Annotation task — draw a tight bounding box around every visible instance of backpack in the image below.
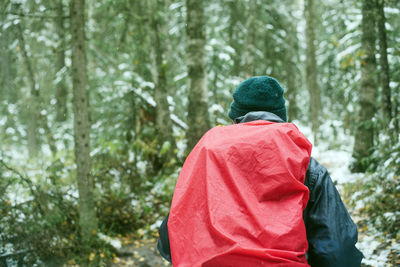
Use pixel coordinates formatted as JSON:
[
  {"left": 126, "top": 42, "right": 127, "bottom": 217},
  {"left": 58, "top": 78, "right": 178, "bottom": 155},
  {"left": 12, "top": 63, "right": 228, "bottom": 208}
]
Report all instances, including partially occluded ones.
[{"left": 168, "top": 121, "right": 312, "bottom": 267}]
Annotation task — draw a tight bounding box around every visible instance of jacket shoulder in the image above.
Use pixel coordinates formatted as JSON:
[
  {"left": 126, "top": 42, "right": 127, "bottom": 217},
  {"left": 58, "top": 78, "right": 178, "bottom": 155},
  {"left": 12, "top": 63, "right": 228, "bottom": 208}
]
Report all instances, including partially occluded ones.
[{"left": 305, "top": 157, "right": 326, "bottom": 190}]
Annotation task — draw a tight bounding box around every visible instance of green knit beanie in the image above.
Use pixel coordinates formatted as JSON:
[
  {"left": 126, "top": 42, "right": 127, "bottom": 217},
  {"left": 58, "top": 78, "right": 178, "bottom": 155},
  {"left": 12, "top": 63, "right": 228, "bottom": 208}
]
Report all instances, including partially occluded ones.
[{"left": 228, "top": 76, "right": 287, "bottom": 122}]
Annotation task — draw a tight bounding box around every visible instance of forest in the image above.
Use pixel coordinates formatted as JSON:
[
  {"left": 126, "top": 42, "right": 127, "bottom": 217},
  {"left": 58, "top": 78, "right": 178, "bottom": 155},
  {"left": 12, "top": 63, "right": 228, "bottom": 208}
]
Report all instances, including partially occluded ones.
[{"left": 0, "top": 0, "right": 399, "bottom": 266}]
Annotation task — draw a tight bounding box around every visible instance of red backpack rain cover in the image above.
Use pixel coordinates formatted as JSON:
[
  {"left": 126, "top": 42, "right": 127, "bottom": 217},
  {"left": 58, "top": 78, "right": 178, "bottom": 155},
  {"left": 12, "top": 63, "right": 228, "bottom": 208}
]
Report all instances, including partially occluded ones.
[{"left": 168, "top": 121, "right": 312, "bottom": 267}]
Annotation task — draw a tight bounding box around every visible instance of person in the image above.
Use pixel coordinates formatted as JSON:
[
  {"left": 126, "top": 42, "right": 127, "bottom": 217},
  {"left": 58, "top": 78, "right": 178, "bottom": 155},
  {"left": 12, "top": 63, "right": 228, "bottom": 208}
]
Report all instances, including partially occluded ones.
[{"left": 157, "top": 76, "right": 363, "bottom": 266}]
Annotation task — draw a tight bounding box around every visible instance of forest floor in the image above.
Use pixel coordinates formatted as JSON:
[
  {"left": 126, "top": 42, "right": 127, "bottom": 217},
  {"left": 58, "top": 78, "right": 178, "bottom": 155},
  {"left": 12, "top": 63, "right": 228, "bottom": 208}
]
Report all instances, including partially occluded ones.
[
  {"left": 108, "top": 238, "right": 170, "bottom": 267},
  {"left": 108, "top": 124, "right": 399, "bottom": 267}
]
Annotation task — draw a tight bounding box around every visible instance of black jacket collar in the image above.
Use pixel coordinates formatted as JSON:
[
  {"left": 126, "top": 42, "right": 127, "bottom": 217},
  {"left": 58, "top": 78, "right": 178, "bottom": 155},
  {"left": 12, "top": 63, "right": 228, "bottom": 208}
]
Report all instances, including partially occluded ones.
[{"left": 234, "top": 111, "right": 285, "bottom": 124}]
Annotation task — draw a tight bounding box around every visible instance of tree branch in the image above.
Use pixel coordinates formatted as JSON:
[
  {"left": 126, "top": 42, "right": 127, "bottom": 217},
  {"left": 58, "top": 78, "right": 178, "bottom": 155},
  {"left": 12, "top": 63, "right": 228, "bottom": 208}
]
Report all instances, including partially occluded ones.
[
  {"left": 0, "top": 159, "right": 45, "bottom": 215},
  {"left": 5, "top": 11, "right": 68, "bottom": 19}
]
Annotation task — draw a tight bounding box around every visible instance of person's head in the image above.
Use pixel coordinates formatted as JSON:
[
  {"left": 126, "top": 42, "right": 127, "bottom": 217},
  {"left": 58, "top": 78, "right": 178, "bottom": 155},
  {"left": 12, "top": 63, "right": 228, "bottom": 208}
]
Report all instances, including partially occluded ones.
[{"left": 228, "top": 76, "right": 287, "bottom": 122}]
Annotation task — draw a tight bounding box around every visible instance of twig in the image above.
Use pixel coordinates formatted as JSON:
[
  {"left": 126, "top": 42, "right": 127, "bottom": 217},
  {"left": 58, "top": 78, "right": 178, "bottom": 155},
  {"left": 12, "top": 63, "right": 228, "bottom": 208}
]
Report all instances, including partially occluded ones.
[
  {"left": 5, "top": 11, "right": 68, "bottom": 19},
  {"left": 0, "top": 249, "right": 31, "bottom": 259},
  {"left": 0, "top": 159, "right": 34, "bottom": 188},
  {"left": 0, "top": 159, "right": 45, "bottom": 215}
]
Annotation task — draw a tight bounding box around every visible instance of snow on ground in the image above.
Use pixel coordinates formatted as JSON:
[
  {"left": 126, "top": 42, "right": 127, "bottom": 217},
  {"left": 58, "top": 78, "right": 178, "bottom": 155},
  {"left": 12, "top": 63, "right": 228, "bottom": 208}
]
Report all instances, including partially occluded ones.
[
  {"left": 312, "top": 145, "right": 364, "bottom": 184},
  {"left": 3, "top": 121, "right": 396, "bottom": 266},
  {"left": 295, "top": 120, "right": 363, "bottom": 183}
]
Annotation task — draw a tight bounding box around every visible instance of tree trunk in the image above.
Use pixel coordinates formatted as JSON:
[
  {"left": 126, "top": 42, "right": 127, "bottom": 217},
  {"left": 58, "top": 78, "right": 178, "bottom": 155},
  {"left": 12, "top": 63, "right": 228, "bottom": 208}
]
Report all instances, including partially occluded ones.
[
  {"left": 1, "top": 3, "right": 17, "bottom": 103},
  {"left": 351, "top": 0, "right": 378, "bottom": 172},
  {"left": 70, "top": 0, "right": 98, "bottom": 243},
  {"left": 228, "top": 0, "right": 241, "bottom": 77},
  {"left": 151, "top": 0, "right": 176, "bottom": 156},
  {"left": 16, "top": 20, "right": 58, "bottom": 157},
  {"left": 394, "top": 85, "right": 400, "bottom": 141},
  {"left": 285, "top": 23, "right": 298, "bottom": 122},
  {"left": 0, "top": 7, "right": 10, "bottom": 98},
  {"left": 128, "top": 90, "right": 140, "bottom": 193},
  {"left": 133, "top": 0, "right": 153, "bottom": 82},
  {"left": 55, "top": 0, "right": 68, "bottom": 122},
  {"left": 304, "top": 0, "right": 320, "bottom": 145},
  {"left": 185, "top": 0, "right": 211, "bottom": 152},
  {"left": 118, "top": 6, "right": 131, "bottom": 49},
  {"left": 286, "top": 62, "right": 297, "bottom": 122},
  {"left": 16, "top": 22, "right": 39, "bottom": 157},
  {"left": 376, "top": 0, "right": 392, "bottom": 128},
  {"left": 243, "top": 0, "right": 256, "bottom": 78}
]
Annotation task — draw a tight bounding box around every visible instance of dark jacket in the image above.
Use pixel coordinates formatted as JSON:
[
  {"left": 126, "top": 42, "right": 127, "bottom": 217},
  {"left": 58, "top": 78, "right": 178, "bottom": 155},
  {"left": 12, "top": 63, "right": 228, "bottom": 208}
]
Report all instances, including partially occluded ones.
[{"left": 157, "top": 111, "right": 363, "bottom": 266}]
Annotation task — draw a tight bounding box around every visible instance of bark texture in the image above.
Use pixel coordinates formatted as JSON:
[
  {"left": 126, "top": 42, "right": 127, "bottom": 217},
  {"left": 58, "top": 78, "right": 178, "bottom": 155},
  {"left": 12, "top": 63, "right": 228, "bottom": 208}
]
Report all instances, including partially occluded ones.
[
  {"left": 376, "top": 0, "right": 392, "bottom": 127},
  {"left": 151, "top": 0, "right": 176, "bottom": 155},
  {"left": 16, "top": 22, "right": 39, "bottom": 157},
  {"left": 243, "top": 0, "right": 256, "bottom": 78},
  {"left": 285, "top": 23, "right": 298, "bottom": 122},
  {"left": 228, "top": 1, "right": 241, "bottom": 77},
  {"left": 0, "top": 7, "right": 11, "bottom": 99},
  {"left": 305, "top": 0, "right": 320, "bottom": 145},
  {"left": 185, "top": 0, "right": 211, "bottom": 152},
  {"left": 352, "top": 0, "right": 378, "bottom": 172},
  {"left": 133, "top": 1, "right": 153, "bottom": 81},
  {"left": 70, "top": 0, "right": 98, "bottom": 243},
  {"left": 55, "top": 0, "right": 68, "bottom": 122},
  {"left": 394, "top": 86, "right": 400, "bottom": 140},
  {"left": 17, "top": 20, "right": 58, "bottom": 157}
]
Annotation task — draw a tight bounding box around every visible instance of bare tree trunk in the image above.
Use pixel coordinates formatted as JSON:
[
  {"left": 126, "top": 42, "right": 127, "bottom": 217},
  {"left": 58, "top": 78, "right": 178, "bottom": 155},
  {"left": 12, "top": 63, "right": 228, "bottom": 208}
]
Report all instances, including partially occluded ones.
[
  {"left": 151, "top": 0, "right": 176, "bottom": 156},
  {"left": 1, "top": 2, "right": 18, "bottom": 103},
  {"left": 243, "top": 0, "right": 256, "bottom": 78},
  {"left": 16, "top": 22, "right": 40, "bottom": 157},
  {"left": 228, "top": 0, "right": 241, "bottom": 77},
  {"left": 351, "top": 0, "right": 378, "bottom": 172},
  {"left": 0, "top": 2, "right": 18, "bottom": 136},
  {"left": 376, "top": 0, "right": 392, "bottom": 128},
  {"left": 133, "top": 1, "right": 153, "bottom": 82},
  {"left": 128, "top": 91, "right": 140, "bottom": 193},
  {"left": 118, "top": 4, "right": 131, "bottom": 49},
  {"left": 394, "top": 85, "right": 400, "bottom": 141},
  {"left": 185, "top": 0, "right": 211, "bottom": 152},
  {"left": 0, "top": 4, "right": 10, "bottom": 98},
  {"left": 70, "top": 0, "right": 98, "bottom": 243},
  {"left": 285, "top": 23, "right": 298, "bottom": 122},
  {"left": 304, "top": 0, "right": 320, "bottom": 145},
  {"left": 17, "top": 19, "right": 58, "bottom": 157},
  {"left": 286, "top": 63, "right": 297, "bottom": 122},
  {"left": 55, "top": 0, "right": 68, "bottom": 122}
]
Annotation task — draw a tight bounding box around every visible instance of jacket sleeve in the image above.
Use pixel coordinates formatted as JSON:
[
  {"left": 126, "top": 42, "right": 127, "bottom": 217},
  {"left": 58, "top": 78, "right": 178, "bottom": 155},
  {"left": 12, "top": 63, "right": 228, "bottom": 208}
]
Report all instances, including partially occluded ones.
[
  {"left": 304, "top": 158, "right": 363, "bottom": 267},
  {"left": 157, "top": 213, "right": 172, "bottom": 262}
]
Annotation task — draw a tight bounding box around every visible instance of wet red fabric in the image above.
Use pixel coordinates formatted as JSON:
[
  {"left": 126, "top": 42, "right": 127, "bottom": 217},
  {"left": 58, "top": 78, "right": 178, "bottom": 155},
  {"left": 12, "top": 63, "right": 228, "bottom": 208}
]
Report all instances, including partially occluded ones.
[{"left": 168, "top": 121, "right": 312, "bottom": 267}]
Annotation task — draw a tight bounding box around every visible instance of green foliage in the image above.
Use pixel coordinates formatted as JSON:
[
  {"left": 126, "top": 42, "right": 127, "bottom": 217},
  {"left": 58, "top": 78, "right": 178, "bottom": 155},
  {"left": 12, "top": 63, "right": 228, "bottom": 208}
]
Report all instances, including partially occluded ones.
[
  {"left": 345, "top": 141, "right": 400, "bottom": 238},
  {"left": 160, "top": 141, "right": 172, "bottom": 156},
  {"left": 96, "top": 188, "right": 147, "bottom": 236},
  {"left": 0, "top": 0, "right": 399, "bottom": 265},
  {"left": 0, "top": 159, "right": 112, "bottom": 264},
  {"left": 0, "top": 147, "right": 179, "bottom": 265}
]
